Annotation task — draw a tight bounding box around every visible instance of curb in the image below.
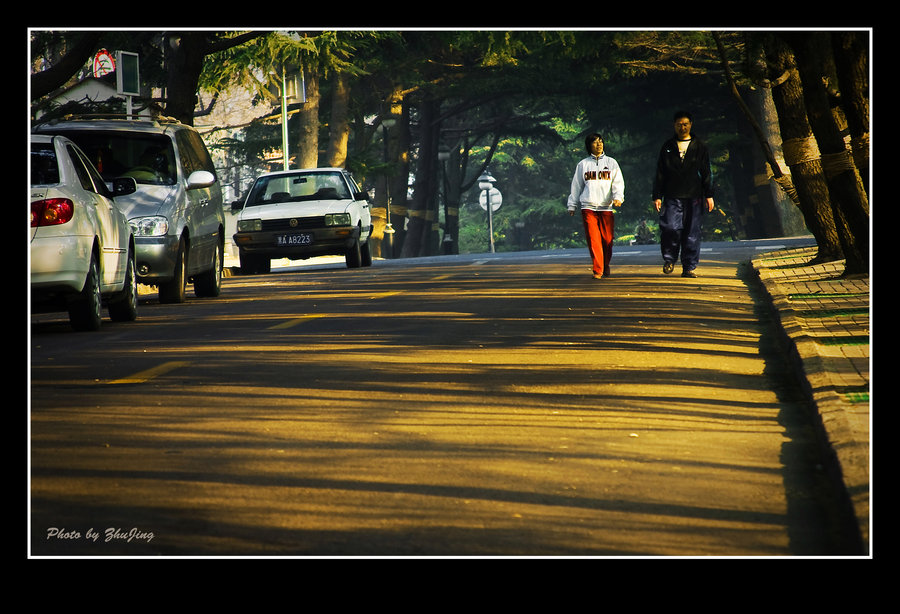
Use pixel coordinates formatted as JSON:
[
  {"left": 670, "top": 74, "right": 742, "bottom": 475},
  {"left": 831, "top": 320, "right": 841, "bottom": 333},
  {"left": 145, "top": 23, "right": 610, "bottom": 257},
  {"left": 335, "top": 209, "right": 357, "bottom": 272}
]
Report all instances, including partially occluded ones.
[{"left": 750, "top": 246, "right": 870, "bottom": 554}]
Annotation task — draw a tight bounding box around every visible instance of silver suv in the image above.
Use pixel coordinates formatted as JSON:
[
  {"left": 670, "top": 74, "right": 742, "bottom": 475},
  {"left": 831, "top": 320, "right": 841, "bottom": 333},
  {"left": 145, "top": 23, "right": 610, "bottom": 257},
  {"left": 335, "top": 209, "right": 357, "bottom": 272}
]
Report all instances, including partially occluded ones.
[{"left": 33, "top": 117, "right": 225, "bottom": 303}]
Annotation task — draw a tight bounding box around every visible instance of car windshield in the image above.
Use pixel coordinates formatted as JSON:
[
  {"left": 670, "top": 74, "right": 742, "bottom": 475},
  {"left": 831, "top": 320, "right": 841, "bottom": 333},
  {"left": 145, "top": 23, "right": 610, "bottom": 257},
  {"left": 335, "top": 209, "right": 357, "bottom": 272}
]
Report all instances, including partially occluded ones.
[
  {"left": 244, "top": 171, "right": 351, "bottom": 207},
  {"left": 31, "top": 143, "right": 59, "bottom": 185},
  {"left": 50, "top": 130, "right": 177, "bottom": 186}
]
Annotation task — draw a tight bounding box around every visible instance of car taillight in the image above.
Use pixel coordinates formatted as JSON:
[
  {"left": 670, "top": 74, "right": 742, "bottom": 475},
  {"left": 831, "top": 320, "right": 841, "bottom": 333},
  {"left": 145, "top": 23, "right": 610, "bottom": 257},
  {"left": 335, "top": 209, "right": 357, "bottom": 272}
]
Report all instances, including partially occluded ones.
[{"left": 31, "top": 198, "right": 74, "bottom": 227}]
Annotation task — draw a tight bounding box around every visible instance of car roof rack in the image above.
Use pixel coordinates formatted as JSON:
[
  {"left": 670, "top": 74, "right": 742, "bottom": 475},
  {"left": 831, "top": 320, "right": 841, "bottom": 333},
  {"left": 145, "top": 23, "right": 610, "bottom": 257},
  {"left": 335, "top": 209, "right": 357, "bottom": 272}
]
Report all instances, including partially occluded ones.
[{"left": 34, "top": 114, "right": 184, "bottom": 128}]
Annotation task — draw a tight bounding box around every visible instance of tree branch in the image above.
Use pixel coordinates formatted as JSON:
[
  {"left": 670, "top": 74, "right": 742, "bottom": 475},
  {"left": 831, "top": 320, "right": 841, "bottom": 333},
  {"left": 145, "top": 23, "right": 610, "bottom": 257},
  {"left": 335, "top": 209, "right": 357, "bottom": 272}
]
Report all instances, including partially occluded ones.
[{"left": 31, "top": 33, "right": 102, "bottom": 100}]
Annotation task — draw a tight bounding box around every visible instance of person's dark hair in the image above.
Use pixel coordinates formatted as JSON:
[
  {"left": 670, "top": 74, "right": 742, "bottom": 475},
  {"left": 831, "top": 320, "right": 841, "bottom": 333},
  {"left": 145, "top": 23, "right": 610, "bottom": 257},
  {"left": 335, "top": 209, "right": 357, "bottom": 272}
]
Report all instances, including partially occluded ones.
[
  {"left": 673, "top": 110, "right": 693, "bottom": 122},
  {"left": 584, "top": 132, "right": 604, "bottom": 153}
]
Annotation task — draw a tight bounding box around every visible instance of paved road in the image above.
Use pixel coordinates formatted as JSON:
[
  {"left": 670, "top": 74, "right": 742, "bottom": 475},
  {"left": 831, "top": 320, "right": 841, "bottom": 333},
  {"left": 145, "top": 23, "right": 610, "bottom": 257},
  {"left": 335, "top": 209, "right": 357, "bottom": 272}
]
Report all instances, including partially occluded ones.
[{"left": 29, "top": 239, "right": 859, "bottom": 556}]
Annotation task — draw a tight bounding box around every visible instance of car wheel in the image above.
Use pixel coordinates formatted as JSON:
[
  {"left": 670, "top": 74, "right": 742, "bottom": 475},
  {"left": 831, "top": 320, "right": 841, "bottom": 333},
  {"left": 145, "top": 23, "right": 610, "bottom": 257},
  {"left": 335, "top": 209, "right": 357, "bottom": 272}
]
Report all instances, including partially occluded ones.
[
  {"left": 239, "top": 251, "right": 270, "bottom": 275},
  {"left": 360, "top": 240, "right": 372, "bottom": 267},
  {"left": 194, "top": 240, "right": 222, "bottom": 297},
  {"left": 346, "top": 237, "right": 361, "bottom": 268},
  {"left": 108, "top": 250, "right": 138, "bottom": 322},
  {"left": 159, "top": 238, "right": 187, "bottom": 303},
  {"left": 68, "top": 255, "right": 102, "bottom": 331}
]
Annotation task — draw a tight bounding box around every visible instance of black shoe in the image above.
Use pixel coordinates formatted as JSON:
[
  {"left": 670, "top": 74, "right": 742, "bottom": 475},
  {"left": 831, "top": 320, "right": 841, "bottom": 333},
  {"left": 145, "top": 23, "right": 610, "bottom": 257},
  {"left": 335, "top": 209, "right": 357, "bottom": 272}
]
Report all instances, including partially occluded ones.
[
  {"left": 662, "top": 262, "right": 674, "bottom": 274},
  {"left": 681, "top": 269, "right": 698, "bottom": 278}
]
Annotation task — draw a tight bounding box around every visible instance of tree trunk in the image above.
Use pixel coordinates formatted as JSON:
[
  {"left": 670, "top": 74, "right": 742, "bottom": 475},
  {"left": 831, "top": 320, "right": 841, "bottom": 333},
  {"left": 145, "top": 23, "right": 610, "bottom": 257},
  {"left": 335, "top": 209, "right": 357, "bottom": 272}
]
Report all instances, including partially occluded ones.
[
  {"left": 765, "top": 35, "right": 845, "bottom": 263},
  {"left": 733, "top": 104, "right": 781, "bottom": 238},
  {"left": 442, "top": 143, "right": 463, "bottom": 255},
  {"left": 164, "top": 33, "right": 208, "bottom": 126},
  {"left": 752, "top": 85, "right": 808, "bottom": 237},
  {"left": 386, "top": 95, "right": 411, "bottom": 259},
  {"left": 30, "top": 32, "right": 101, "bottom": 100},
  {"left": 325, "top": 72, "right": 351, "bottom": 168},
  {"left": 369, "top": 115, "right": 388, "bottom": 259},
  {"left": 296, "top": 65, "right": 319, "bottom": 169},
  {"left": 401, "top": 98, "right": 440, "bottom": 258},
  {"left": 785, "top": 32, "right": 868, "bottom": 274},
  {"left": 425, "top": 114, "right": 443, "bottom": 257},
  {"left": 832, "top": 31, "right": 870, "bottom": 195},
  {"left": 712, "top": 32, "right": 793, "bottom": 239}
]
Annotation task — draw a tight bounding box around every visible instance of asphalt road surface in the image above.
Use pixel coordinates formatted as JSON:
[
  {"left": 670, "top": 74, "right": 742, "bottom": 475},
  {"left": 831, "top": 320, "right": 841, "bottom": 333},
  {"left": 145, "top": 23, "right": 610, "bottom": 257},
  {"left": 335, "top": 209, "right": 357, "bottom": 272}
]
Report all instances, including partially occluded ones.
[{"left": 30, "top": 238, "right": 858, "bottom": 556}]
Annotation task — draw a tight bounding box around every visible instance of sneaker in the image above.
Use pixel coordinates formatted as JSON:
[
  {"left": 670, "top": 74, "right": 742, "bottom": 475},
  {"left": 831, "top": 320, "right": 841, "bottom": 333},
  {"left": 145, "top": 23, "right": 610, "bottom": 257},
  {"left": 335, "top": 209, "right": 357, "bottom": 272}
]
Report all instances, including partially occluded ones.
[
  {"left": 592, "top": 273, "right": 603, "bottom": 279},
  {"left": 662, "top": 261, "right": 674, "bottom": 274},
  {"left": 681, "top": 270, "right": 698, "bottom": 278}
]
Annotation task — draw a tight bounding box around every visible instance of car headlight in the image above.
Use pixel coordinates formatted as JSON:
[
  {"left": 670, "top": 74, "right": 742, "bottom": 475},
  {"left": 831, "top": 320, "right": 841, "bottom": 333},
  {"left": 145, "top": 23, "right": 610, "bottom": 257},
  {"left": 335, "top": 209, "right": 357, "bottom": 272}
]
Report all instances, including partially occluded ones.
[
  {"left": 237, "top": 219, "right": 262, "bottom": 232},
  {"left": 325, "top": 213, "right": 351, "bottom": 226},
  {"left": 129, "top": 215, "right": 169, "bottom": 237}
]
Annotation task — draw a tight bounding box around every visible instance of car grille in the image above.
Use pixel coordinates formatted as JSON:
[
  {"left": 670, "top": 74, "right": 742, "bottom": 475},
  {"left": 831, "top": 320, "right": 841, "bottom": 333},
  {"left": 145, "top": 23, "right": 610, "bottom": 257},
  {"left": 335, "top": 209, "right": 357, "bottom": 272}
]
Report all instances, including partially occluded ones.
[{"left": 261, "top": 216, "right": 326, "bottom": 232}]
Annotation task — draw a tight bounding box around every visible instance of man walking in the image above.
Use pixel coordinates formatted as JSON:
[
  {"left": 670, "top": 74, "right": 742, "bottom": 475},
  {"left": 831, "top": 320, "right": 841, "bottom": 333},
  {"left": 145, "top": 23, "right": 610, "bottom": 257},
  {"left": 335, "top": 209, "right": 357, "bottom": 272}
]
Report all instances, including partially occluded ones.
[{"left": 652, "top": 111, "right": 715, "bottom": 278}]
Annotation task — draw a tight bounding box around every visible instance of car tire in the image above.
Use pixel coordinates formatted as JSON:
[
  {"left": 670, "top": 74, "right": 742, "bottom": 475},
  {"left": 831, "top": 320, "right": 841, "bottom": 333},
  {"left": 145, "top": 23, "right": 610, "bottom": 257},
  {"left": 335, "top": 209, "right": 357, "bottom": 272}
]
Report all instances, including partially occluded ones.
[
  {"left": 239, "top": 252, "right": 270, "bottom": 275},
  {"left": 159, "top": 238, "right": 187, "bottom": 304},
  {"left": 68, "top": 255, "right": 102, "bottom": 331},
  {"left": 360, "top": 240, "right": 372, "bottom": 267},
  {"left": 194, "top": 240, "right": 222, "bottom": 297},
  {"left": 346, "top": 237, "right": 362, "bottom": 268},
  {"left": 108, "top": 250, "right": 138, "bottom": 322}
]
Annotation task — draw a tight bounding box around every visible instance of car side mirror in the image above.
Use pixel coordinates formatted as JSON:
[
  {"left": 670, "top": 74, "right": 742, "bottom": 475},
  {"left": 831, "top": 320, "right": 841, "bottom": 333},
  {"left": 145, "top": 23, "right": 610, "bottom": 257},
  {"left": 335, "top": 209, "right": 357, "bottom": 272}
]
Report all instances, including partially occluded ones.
[
  {"left": 187, "top": 170, "right": 215, "bottom": 190},
  {"left": 112, "top": 177, "right": 137, "bottom": 196},
  {"left": 230, "top": 199, "right": 244, "bottom": 212},
  {"left": 354, "top": 190, "right": 368, "bottom": 201}
]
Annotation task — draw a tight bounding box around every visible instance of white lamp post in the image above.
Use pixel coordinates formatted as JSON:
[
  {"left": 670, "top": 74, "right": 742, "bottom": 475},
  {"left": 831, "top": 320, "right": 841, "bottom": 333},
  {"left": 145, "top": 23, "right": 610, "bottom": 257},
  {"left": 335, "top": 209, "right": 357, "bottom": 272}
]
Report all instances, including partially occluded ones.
[
  {"left": 279, "top": 69, "right": 290, "bottom": 170},
  {"left": 478, "top": 170, "right": 498, "bottom": 253},
  {"left": 271, "top": 66, "right": 303, "bottom": 171},
  {"left": 382, "top": 117, "right": 397, "bottom": 257}
]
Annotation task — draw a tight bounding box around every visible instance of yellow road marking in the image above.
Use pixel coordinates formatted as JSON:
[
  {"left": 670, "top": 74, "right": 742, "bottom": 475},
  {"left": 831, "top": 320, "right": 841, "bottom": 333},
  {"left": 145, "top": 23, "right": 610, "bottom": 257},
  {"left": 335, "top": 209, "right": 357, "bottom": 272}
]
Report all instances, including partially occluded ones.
[
  {"left": 107, "top": 361, "right": 192, "bottom": 385},
  {"left": 268, "top": 315, "right": 324, "bottom": 330},
  {"left": 369, "top": 291, "right": 401, "bottom": 299}
]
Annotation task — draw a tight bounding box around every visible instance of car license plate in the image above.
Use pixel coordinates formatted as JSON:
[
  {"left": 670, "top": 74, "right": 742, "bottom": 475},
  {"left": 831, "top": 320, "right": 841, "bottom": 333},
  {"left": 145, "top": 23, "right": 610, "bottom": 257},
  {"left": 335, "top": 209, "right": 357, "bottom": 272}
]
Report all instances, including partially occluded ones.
[{"left": 276, "top": 233, "right": 313, "bottom": 246}]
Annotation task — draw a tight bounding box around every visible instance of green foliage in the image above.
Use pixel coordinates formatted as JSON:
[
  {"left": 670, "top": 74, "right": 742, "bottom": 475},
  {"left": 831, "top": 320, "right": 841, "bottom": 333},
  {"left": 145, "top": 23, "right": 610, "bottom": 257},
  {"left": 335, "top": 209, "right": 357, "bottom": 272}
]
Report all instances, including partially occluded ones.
[
  {"left": 448, "top": 63, "right": 742, "bottom": 254},
  {"left": 31, "top": 30, "right": 761, "bottom": 252}
]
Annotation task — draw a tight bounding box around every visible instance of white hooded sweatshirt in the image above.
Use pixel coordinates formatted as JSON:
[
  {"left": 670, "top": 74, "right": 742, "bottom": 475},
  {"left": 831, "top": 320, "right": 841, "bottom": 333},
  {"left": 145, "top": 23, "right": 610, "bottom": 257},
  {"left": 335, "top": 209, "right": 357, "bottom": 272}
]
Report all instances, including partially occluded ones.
[{"left": 566, "top": 154, "right": 625, "bottom": 213}]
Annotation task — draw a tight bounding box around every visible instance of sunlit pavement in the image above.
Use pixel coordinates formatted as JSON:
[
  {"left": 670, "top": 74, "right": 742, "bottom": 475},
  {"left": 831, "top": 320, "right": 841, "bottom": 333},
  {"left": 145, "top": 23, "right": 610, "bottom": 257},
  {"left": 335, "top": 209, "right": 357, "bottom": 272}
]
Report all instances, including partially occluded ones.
[
  {"left": 751, "top": 246, "right": 870, "bottom": 552},
  {"left": 31, "top": 241, "right": 867, "bottom": 556}
]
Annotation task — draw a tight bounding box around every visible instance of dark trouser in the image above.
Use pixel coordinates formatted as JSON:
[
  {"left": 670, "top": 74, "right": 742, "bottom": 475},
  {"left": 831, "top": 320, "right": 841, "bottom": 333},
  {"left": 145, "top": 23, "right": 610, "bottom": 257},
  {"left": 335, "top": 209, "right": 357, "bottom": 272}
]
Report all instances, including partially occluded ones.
[{"left": 659, "top": 198, "right": 704, "bottom": 272}]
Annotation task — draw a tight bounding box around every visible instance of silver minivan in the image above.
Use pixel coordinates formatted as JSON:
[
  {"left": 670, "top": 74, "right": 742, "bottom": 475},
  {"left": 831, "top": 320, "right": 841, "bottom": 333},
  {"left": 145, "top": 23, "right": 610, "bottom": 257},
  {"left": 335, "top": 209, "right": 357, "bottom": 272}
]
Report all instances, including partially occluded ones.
[{"left": 33, "top": 118, "right": 225, "bottom": 303}]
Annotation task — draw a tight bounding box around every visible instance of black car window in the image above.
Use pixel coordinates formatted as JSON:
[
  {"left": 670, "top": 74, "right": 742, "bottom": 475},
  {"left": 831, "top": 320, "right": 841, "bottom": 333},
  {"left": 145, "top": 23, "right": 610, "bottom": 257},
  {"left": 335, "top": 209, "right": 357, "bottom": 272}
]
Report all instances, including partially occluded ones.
[
  {"left": 30, "top": 143, "right": 59, "bottom": 185},
  {"left": 188, "top": 130, "right": 216, "bottom": 174},
  {"left": 344, "top": 172, "right": 362, "bottom": 194},
  {"left": 71, "top": 146, "right": 112, "bottom": 197},
  {"left": 51, "top": 130, "right": 176, "bottom": 186},
  {"left": 175, "top": 130, "right": 199, "bottom": 175},
  {"left": 245, "top": 171, "right": 351, "bottom": 207},
  {"left": 67, "top": 144, "right": 95, "bottom": 192},
  {"left": 176, "top": 129, "right": 217, "bottom": 179}
]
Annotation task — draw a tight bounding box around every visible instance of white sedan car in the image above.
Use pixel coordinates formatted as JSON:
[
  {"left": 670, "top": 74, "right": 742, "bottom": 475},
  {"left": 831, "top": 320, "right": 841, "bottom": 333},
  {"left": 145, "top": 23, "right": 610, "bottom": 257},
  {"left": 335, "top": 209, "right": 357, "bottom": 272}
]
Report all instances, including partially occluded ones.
[
  {"left": 30, "top": 134, "right": 138, "bottom": 331},
  {"left": 233, "top": 168, "right": 373, "bottom": 274}
]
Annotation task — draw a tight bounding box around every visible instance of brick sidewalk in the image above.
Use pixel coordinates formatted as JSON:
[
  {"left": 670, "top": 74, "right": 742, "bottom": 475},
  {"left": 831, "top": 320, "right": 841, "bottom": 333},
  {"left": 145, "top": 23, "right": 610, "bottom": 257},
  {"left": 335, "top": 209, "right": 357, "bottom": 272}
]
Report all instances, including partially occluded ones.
[{"left": 751, "top": 246, "right": 870, "bottom": 552}]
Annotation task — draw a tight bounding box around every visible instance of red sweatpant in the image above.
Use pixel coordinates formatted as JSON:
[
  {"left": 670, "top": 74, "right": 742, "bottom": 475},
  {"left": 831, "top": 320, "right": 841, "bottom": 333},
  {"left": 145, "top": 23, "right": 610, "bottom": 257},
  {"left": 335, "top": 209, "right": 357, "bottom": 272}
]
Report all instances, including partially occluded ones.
[{"left": 581, "top": 209, "right": 614, "bottom": 276}]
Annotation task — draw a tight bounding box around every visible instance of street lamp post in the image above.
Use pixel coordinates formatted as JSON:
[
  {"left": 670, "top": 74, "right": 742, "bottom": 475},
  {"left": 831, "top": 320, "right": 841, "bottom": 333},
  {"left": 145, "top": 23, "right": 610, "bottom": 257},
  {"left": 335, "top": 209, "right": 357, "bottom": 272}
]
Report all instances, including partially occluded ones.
[
  {"left": 270, "top": 67, "right": 292, "bottom": 171},
  {"left": 279, "top": 69, "right": 290, "bottom": 171},
  {"left": 271, "top": 66, "right": 303, "bottom": 171},
  {"left": 382, "top": 117, "right": 397, "bottom": 258},
  {"left": 478, "top": 170, "right": 497, "bottom": 253},
  {"left": 438, "top": 147, "right": 452, "bottom": 254}
]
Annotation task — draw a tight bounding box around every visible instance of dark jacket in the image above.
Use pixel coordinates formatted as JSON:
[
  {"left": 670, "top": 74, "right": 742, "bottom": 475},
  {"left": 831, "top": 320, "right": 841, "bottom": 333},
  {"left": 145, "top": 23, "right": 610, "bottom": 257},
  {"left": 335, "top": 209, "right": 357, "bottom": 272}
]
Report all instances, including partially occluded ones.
[{"left": 652, "top": 134, "right": 714, "bottom": 201}]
